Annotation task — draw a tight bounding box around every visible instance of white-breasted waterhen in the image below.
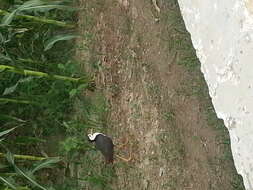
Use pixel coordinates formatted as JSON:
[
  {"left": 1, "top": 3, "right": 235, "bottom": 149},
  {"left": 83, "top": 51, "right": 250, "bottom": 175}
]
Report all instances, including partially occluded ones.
[{"left": 88, "top": 132, "right": 132, "bottom": 164}]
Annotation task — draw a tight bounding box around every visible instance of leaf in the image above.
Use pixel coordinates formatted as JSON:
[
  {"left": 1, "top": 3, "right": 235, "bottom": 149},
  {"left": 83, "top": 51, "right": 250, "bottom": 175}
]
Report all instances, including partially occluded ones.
[
  {"left": 14, "top": 166, "right": 47, "bottom": 190},
  {"left": 5, "top": 151, "right": 45, "bottom": 190},
  {"left": 1, "top": 0, "right": 43, "bottom": 26},
  {"left": 32, "top": 157, "right": 60, "bottom": 174},
  {"left": 18, "top": 0, "right": 73, "bottom": 11},
  {"left": 0, "top": 163, "right": 8, "bottom": 169},
  {"left": 44, "top": 34, "right": 79, "bottom": 51},
  {"left": 57, "top": 64, "right": 65, "bottom": 70},
  {"left": 15, "top": 136, "right": 45, "bottom": 145},
  {"left": 0, "top": 176, "right": 17, "bottom": 190},
  {"left": 1, "top": 10, "right": 17, "bottom": 26},
  {"left": 0, "top": 128, "right": 16, "bottom": 138},
  {"left": 18, "top": 0, "right": 44, "bottom": 10},
  {"left": 0, "top": 54, "right": 12, "bottom": 62},
  {"left": 0, "top": 0, "right": 74, "bottom": 26},
  {"left": 5, "top": 151, "right": 47, "bottom": 190},
  {"left": 0, "top": 32, "right": 5, "bottom": 43},
  {"left": 3, "top": 83, "right": 18, "bottom": 95},
  {"left": 14, "top": 28, "right": 29, "bottom": 34},
  {"left": 3, "top": 77, "right": 33, "bottom": 95},
  {"left": 0, "top": 114, "right": 26, "bottom": 123},
  {"left": 5, "top": 151, "right": 14, "bottom": 165},
  {"left": 18, "top": 76, "right": 33, "bottom": 83},
  {"left": 21, "top": 5, "right": 73, "bottom": 12},
  {"left": 69, "top": 88, "right": 77, "bottom": 98},
  {"left": 77, "top": 84, "right": 88, "bottom": 91}
]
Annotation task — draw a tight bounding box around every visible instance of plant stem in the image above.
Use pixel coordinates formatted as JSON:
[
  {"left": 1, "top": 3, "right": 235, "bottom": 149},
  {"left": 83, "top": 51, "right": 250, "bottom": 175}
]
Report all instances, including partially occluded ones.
[
  {"left": 0, "top": 9, "right": 74, "bottom": 28},
  {"left": 0, "top": 98, "right": 35, "bottom": 105},
  {"left": 0, "top": 153, "right": 46, "bottom": 161},
  {"left": 0, "top": 65, "right": 88, "bottom": 83}
]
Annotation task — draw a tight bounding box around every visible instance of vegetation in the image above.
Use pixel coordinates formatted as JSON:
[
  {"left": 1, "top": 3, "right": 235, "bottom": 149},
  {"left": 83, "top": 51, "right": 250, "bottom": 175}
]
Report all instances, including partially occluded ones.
[{"left": 0, "top": 0, "right": 102, "bottom": 189}]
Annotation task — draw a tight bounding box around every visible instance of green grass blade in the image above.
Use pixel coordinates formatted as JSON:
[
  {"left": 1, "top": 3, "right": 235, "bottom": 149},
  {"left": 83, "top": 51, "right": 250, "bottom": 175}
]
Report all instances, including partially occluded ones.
[
  {"left": 0, "top": 128, "right": 16, "bottom": 138},
  {"left": 3, "top": 77, "right": 33, "bottom": 96},
  {"left": 0, "top": 53, "right": 12, "bottom": 62},
  {"left": 3, "top": 83, "right": 19, "bottom": 96},
  {"left": 0, "top": 10, "right": 74, "bottom": 28},
  {"left": 14, "top": 166, "right": 47, "bottom": 190},
  {"left": 0, "top": 65, "right": 85, "bottom": 83},
  {"left": 1, "top": 10, "right": 17, "bottom": 26},
  {"left": 6, "top": 151, "right": 15, "bottom": 165},
  {"left": 32, "top": 157, "right": 60, "bottom": 174},
  {"left": 6, "top": 152, "right": 47, "bottom": 190},
  {"left": 44, "top": 34, "right": 79, "bottom": 51},
  {"left": 1, "top": 0, "right": 73, "bottom": 26},
  {"left": 21, "top": 5, "right": 74, "bottom": 11},
  {"left": 18, "top": 0, "right": 75, "bottom": 12},
  {"left": 1, "top": 0, "right": 43, "bottom": 25},
  {"left": 1, "top": 153, "right": 46, "bottom": 161},
  {"left": 18, "top": 76, "right": 33, "bottom": 83},
  {"left": 15, "top": 136, "right": 45, "bottom": 145},
  {"left": 0, "top": 114, "right": 26, "bottom": 123},
  {"left": 0, "top": 176, "right": 17, "bottom": 190},
  {"left": 0, "top": 98, "right": 37, "bottom": 105},
  {"left": 18, "top": 0, "right": 44, "bottom": 9},
  {"left": 0, "top": 163, "right": 8, "bottom": 169},
  {"left": 0, "top": 32, "right": 5, "bottom": 43}
]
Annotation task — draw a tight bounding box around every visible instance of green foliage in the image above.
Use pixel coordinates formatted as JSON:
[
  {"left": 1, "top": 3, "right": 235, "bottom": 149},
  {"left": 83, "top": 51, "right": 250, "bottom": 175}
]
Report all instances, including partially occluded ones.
[
  {"left": 44, "top": 34, "right": 79, "bottom": 51},
  {"left": 0, "top": 0, "right": 88, "bottom": 189},
  {"left": 31, "top": 157, "right": 61, "bottom": 174},
  {"left": 1, "top": 0, "right": 74, "bottom": 26},
  {"left": 60, "top": 137, "right": 83, "bottom": 153},
  {"left": 0, "top": 0, "right": 113, "bottom": 189},
  {"left": 0, "top": 128, "right": 60, "bottom": 190},
  {"left": 0, "top": 127, "right": 16, "bottom": 138},
  {"left": 0, "top": 176, "right": 17, "bottom": 190}
]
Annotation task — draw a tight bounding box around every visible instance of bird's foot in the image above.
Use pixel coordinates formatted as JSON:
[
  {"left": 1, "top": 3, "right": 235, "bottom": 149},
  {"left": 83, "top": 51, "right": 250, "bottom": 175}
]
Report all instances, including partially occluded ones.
[{"left": 115, "top": 149, "right": 132, "bottom": 162}]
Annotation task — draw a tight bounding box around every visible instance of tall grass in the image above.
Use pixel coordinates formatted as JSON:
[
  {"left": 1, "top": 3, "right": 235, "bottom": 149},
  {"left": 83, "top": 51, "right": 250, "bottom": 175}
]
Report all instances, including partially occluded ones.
[{"left": 0, "top": 0, "right": 96, "bottom": 189}]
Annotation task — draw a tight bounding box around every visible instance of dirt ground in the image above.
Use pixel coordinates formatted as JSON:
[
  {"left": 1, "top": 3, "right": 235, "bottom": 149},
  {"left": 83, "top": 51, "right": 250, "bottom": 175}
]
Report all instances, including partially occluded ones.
[{"left": 77, "top": 0, "right": 245, "bottom": 189}]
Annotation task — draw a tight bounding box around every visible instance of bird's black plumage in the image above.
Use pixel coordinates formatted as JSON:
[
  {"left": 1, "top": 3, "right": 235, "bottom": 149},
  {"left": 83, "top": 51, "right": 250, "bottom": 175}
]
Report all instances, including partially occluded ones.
[{"left": 90, "top": 134, "right": 114, "bottom": 164}]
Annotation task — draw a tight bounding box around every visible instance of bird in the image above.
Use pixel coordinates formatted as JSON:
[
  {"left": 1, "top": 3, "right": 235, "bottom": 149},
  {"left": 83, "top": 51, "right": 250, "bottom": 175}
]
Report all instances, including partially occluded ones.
[
  {"left": 88, "top": 132, "right": 114, "bottom": 164},
  {"left": 88, "top": 132, "right": 132, "bottom": 164}
]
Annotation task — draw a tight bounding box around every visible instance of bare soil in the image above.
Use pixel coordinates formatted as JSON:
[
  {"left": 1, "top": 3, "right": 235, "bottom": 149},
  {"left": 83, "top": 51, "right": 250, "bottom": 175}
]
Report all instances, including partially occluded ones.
[{"left": 77, "top": 0, "right": 245, "bottom": 189}]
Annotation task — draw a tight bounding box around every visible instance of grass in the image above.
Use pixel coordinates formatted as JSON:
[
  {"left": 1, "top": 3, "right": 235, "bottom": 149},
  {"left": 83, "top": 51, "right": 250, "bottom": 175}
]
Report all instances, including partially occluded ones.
[
  {"left": 162, "top": 109, "right": 185, "bottom": 160},
  {"left": 73, "top": 1, "right": 118, "bottom": 189}
]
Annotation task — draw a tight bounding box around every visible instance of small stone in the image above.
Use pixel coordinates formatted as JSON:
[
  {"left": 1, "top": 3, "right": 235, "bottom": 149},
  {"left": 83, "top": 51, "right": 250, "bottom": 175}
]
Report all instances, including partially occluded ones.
[{"left": 159, "top": 167, "right": 165, "bottom": 176}]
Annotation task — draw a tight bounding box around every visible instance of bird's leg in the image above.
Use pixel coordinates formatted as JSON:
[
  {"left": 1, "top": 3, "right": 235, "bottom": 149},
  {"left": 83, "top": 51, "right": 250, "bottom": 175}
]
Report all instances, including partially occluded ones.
[
  {"left": 115, "top": 153, "right": 132, "bottom": 162},
  {"left": 115, "top": 137, "right": 134, "bottom": 162},
  {"left": 115, "top": 145, "right": 132, "bottom": 162}
]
